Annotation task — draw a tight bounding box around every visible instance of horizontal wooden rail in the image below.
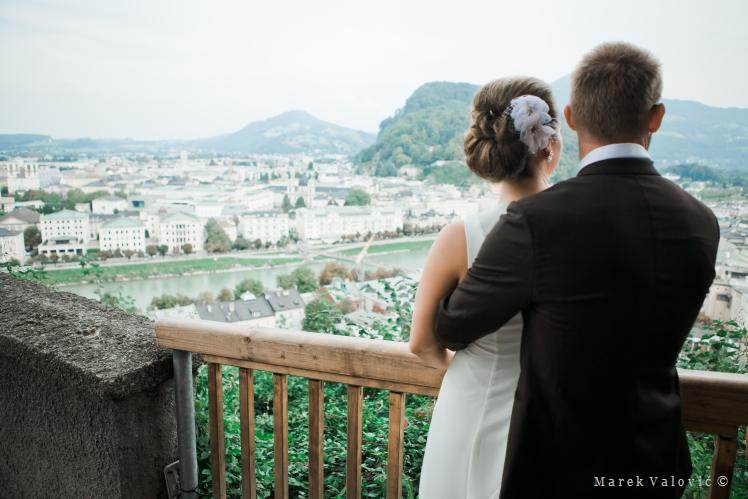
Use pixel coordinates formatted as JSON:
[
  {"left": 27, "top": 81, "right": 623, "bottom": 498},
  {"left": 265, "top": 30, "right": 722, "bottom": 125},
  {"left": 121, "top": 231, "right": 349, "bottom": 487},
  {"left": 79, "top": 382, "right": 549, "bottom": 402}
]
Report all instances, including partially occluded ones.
[
  {"left": 156, "top": 318, "right": 445, "bottom": 396},
  {"left": 155, "top": 318, "right": 748, "bottom": 499}
]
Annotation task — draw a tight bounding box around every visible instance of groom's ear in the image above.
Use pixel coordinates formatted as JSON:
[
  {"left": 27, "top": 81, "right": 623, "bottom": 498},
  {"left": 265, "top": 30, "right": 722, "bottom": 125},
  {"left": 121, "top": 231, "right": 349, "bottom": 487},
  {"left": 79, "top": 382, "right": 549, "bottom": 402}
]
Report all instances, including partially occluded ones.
[
  {"left": 563, "top": 105, "right": 576, "bottom": 131},
  {"left": 647, "top": 103, "right": 666, "bottom": 134}
]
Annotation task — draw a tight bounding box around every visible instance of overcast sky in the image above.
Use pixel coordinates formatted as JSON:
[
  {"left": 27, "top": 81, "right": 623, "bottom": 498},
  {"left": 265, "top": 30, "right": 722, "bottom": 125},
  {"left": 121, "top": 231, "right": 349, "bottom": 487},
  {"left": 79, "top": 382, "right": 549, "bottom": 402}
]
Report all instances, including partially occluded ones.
[{"left": 1, "top": 0, "right": 746, "bottom": 139}]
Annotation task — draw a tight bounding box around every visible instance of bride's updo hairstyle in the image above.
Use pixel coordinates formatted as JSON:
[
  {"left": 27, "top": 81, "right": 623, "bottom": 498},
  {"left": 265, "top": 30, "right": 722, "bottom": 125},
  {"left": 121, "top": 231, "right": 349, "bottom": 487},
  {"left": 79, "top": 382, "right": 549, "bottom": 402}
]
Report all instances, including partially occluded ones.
[{"left": 464, "top": 77, "right": 558, "bottom": 182}]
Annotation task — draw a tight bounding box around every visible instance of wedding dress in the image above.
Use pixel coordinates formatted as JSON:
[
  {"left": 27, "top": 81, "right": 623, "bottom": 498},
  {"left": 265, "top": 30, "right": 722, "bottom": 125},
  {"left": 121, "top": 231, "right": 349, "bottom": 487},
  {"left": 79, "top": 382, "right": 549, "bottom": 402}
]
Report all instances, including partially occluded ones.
[{"left": 419, "top": 204, "right": 522, "bottom": 499}]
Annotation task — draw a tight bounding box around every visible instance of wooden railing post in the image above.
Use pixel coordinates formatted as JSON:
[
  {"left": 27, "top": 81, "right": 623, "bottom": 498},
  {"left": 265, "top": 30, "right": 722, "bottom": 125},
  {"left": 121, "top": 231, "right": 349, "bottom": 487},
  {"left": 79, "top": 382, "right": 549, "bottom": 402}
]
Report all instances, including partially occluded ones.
[
  {"left": 308, "top": 380, "right": 325, "bottom": 499},
  {"left": 208, "top": 363, "right": 227, "bottom": 499},
  {"left": 154, "top": 320, "right": 748, "bottom": 499},
  {"left": 708, "top": 432, "right": 738, "bottom": 499},
  {"left": 273, "top": 373, "right": 289, "bottom": 499},
  {"left": 346, "top": 385, "right": 363, "bottom": 498},
  {"left": 239, "top": 368, "right": 257, "bottom": 499},
  {"left": 386, "top": 392, "right": 406, "bottom": 499}
]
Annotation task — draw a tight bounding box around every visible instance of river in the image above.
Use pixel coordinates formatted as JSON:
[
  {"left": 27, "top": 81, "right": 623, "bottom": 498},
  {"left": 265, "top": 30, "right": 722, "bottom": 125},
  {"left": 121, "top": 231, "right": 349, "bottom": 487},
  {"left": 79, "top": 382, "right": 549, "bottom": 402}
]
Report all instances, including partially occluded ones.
[{"left": 62, "top": 246, "right": 432, "bottom": 311}]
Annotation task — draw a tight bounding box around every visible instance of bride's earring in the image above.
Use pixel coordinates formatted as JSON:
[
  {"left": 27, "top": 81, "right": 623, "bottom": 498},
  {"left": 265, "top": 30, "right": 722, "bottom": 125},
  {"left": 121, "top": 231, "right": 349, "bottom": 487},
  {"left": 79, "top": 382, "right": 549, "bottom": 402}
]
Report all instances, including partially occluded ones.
[{"left": 547, "top": 150, "right": 553, "bottom": 162}]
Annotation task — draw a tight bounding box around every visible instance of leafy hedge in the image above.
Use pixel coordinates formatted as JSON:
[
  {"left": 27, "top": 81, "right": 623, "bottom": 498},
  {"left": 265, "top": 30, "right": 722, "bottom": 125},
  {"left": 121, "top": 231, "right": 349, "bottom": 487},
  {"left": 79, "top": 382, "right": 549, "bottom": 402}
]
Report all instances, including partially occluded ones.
[{"left": 194, "top": 282, "right": 747, "bottom": 497}]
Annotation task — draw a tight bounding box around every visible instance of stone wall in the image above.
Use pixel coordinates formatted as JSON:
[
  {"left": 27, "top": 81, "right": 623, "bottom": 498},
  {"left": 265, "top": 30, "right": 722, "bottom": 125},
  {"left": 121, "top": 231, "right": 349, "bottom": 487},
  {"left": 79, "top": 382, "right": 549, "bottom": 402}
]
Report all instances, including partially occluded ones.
[{"left": 0, "top": 273, "right": 177, "bottom": 498}]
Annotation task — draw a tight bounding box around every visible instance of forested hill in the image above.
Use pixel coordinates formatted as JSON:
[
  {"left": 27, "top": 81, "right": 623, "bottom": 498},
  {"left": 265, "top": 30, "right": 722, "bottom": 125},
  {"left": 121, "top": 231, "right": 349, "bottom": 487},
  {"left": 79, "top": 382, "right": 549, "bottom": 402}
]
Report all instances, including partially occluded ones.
[
  {"left": 552, "top": 75, "right": 748, "bottom": 168},
  {"left": 355, "top": 80, "right": 580, "bottom": 180},
  {"left": 355, "top": 82, "right": 478, "bottom": 175},
  {"left": 359, "top": 76, "right": 748, "bottom": 183}
]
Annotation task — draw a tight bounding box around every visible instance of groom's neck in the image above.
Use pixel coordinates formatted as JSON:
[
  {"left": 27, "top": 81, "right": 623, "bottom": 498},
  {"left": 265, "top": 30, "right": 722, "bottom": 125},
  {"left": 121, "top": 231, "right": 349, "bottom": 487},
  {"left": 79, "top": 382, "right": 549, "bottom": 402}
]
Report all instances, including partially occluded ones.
[{"left": 577, "top": 135, "right": 648, "bottom": 160}]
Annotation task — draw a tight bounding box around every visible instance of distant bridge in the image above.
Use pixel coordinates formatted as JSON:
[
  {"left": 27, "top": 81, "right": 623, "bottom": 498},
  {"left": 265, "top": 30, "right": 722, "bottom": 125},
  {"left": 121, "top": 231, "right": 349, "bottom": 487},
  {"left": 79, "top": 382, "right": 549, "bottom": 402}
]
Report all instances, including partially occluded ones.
[{"left": 301, "top": 236, "right": 419, "bottom": 273}]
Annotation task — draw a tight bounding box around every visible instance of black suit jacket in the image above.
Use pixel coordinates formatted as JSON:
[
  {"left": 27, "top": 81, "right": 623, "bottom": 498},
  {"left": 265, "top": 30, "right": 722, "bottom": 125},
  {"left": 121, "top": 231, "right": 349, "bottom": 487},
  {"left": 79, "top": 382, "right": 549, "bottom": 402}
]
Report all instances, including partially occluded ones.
[{"left": 435, "top": 158, "right": 719, "bottom": 498}]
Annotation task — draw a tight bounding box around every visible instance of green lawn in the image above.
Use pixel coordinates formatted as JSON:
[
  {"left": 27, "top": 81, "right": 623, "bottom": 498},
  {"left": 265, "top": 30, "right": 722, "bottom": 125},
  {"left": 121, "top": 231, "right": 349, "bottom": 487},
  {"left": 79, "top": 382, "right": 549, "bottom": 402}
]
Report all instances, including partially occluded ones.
[
  {"left": 335, "top": 239, "right": 434, "bottom": 257},
  {"left": 44, "top": 256, "right": 303, "bottom": 285}
]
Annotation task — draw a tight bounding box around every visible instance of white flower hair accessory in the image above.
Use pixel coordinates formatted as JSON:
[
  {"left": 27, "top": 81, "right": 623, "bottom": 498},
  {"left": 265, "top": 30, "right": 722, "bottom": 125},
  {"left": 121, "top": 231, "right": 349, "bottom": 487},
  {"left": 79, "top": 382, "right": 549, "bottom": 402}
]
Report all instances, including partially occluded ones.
[{"left": 506, "top": 95, "right": 558, "bottom": 154}]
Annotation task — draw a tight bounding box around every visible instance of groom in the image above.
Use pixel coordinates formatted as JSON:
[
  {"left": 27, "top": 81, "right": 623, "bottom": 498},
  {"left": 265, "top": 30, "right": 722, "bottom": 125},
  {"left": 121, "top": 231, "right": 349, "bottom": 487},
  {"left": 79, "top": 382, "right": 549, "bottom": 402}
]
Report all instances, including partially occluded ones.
[{"left": 434, "top": 42, "right": 719, "bottom": 498}]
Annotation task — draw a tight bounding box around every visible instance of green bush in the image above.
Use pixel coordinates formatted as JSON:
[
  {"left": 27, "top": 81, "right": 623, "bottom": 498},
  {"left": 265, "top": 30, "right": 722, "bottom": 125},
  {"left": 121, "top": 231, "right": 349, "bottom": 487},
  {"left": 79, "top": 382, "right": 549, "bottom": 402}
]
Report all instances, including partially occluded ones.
[
  {"left": 678, "top": 321, "right": 747, "bottom": 497},
  {"left": 193, "top": 280, "right": 747, "bottom": 497}
]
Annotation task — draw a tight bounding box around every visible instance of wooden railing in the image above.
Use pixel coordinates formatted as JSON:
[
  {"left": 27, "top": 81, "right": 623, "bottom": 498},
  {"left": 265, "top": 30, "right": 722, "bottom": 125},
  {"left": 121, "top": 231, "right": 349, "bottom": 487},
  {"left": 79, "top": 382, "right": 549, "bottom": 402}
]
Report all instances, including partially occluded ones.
[{"left": 155, "top": 318, "right": 748, "bottom": 499}]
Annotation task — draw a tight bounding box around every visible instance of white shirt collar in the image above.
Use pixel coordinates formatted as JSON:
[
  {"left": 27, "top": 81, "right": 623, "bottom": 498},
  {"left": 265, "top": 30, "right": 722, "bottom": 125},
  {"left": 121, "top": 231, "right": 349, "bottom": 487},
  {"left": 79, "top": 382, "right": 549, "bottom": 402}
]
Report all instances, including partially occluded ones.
[{"left": 577, "top": 143, "right": 651, "bottom": 175}]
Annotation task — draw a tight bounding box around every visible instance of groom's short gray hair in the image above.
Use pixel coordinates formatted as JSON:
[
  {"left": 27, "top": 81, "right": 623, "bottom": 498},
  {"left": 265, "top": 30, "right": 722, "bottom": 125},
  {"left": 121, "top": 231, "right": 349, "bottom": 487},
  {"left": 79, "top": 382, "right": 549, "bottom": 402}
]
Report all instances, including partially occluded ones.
[{"left": 571, "top": 42, "right": 662, "bottom": 142}]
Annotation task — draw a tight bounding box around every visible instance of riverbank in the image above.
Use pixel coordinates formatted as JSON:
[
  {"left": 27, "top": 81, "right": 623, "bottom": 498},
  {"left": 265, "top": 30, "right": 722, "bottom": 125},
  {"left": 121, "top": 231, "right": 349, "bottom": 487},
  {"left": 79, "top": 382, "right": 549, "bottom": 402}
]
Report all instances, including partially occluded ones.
[
  {"left": 45, "top": 237, "right": 437, "bottom": 286},
  {"left": 46, "top": 256, "right": 304, "bottom": 285}
]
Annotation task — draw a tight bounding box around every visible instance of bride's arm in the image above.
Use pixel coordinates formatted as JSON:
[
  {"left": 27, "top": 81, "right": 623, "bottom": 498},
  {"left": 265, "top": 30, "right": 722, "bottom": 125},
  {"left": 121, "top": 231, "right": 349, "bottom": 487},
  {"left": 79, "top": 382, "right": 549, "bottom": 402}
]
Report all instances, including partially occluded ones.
[{"left": 408, "top": 221, "right": 467, "bottom": 369}]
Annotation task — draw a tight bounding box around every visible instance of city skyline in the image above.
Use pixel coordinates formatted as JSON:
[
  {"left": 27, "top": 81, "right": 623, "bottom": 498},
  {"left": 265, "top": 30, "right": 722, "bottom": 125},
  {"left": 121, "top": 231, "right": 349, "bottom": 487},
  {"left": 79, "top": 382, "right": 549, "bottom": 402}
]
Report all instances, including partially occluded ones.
[{"left": 1, "top": 0, "right": 747, "bottom": 139}]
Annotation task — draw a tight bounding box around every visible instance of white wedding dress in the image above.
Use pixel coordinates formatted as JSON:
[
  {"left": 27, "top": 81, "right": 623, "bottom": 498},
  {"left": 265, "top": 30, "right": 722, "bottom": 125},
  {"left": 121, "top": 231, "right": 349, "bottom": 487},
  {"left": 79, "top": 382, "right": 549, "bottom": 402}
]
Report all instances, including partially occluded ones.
[{"left": 419, "top": 204, "right": 523, "bottom": 499}]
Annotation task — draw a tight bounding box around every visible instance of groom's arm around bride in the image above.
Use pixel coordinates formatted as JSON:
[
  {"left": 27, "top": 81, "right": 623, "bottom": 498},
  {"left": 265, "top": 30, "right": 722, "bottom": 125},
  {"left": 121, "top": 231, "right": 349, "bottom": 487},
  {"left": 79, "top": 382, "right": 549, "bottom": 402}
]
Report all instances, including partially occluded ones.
[{"left": 435, "top": 42, "right": 720, "bottom": 498}]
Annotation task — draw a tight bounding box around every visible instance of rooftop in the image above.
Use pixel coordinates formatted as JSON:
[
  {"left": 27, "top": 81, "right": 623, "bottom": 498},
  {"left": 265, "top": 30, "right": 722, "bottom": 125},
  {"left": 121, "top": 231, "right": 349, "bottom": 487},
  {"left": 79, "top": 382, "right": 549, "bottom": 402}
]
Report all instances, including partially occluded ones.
[
  {"left": 100, "top": 217, "right": 145, "bottom": 230},
  {"left": 0, "top": 227, "right": 22, "bottom": 237},
  {"left": 264, "top": 288, "right": 304, "bottom": 311},
  {"left": 0, "top": 207, "right": 40, "bottom": 224},
  {"left": 195, "top": 298, "right": 274, "bottom": 323},
  {"left": 160, "top": 211, "right": 199, "bottom": 224},
  {"left": 42, "top": 209, "right": 88, "bottom": 221}
]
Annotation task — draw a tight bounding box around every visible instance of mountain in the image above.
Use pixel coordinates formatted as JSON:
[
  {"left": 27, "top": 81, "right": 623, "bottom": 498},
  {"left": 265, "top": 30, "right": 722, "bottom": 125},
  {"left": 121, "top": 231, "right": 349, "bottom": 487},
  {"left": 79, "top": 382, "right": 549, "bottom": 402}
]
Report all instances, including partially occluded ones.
[
  {"left": 551, "top": 75, "right": 748, "bottom": 168},
  {"left": 0, "top": 111, "right": 374, "bottom": 156},
  {"left": 356, "top": 82, "right": 479, "bottom": 174},
  {"left": 194, "top": 110, "right": 375, "bottom": 155},
  {"left": 0, "top": 134, "right": 54, "bottom": 149},
  {"left": 360, "top": 77, "right": 748, "bottom": 181}
]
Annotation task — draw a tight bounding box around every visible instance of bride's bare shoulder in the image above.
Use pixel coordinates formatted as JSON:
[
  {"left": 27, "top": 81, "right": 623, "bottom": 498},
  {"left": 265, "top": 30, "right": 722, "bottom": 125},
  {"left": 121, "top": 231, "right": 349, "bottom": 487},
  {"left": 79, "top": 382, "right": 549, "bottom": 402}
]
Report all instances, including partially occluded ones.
[{"left": 425, "top": 220, "right": 467, "bottom": 277}]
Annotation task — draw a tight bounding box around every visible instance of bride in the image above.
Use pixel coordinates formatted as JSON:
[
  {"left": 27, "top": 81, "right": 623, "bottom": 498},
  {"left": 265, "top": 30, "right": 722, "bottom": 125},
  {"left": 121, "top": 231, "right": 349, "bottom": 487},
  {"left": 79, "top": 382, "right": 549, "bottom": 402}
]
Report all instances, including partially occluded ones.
[{"left": 409, "top": 77, "right": 562, "bottom": 498}]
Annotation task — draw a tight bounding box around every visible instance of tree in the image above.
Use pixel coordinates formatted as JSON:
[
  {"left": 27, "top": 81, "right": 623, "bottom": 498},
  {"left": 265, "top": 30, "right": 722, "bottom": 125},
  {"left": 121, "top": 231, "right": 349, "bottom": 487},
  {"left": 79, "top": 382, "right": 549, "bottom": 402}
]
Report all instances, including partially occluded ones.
[
  {"left": 217, "top": 288, "right": 234, "bottom": 302},
  {"left": 23, "top": 226, "right": 41, "bottom": 252},
  {"left": 157, "top": 244, "right": 169, "bottom": 256},
  {"left": 49, "top": 253, "right": 59, "bottom": 264},
  {"left": 196, "top": 291, "right": 214, "bottom": 305},
  {"left": 319, "top": 262, "right": 352, "bottom": 285},
  {"left": 302, "top": 300, "right": 343, "bottom": 334},
  {"left": 291, "top": 267, "right": 317, "bottom": 292},
  {"left": 294, "top": 196, "right": 306, "bottom": 209},
  {"left": 150, "top": 293, "right": 194, "bottom": 310},
  {"left": 181, "top": 243, "right": 193, "bottom": 254},
  {"left": 344, "top": 189, "right": 371, "bottom": 206},
  {"left": 282, "top": 194, "right": 293, "bottom": 213},
  {"left": 146, "top": 244, "right": 158, "bottom": 257},
  {"left": 253, "top": 238, "right": 263, "bottom": 250},
  {"left": 232, "top": 236, "right": 250, "bottom": 250},
  {"left": 123, "top": 249, "right": 135, "bottom": 260},
  {"left": 276, "top": 273, "right": 295, "bottom": 289},
  {"left": 113, "top": 248, "right": 123, "bottom": 258},
  {"left": 205, "top": 218, "right": 231, "bottom": 253},
  {"left": 234, "top": 278, "right": 264, "bottom": 299}
]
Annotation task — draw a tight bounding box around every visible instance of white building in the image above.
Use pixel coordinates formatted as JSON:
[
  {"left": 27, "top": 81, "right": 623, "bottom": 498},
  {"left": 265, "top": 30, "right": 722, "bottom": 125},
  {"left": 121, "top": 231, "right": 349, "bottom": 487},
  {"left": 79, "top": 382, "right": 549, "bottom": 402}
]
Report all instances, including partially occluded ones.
[
  {"left": 158, "top": 212, "right": 204, "bottom": 253},
  {"left": 239, "top": 211, "right": 289, "bottom": 243},
  {"left": 40, "top": 209, "right": 90, "bottom": 245},
  {"left": 218, "top": 219, "right": 238, "bottom": 242},
  {"left": 99, "top": 218, "right": 146, "bottom": 253},
  {"left": 194, "top": 201, "right": 225, "bottom": 218},
  {"left": 0, "top": 207, "right": 40, "bottom": 232},
  {"left": 0, "top": 197, "right": 15, "bottom": 212},
  {"left": 702, "top": 282, "right": 745, "bottom": 324},
  {"left": 37, "top": 236, "right": 87, "bottom": 256},
  {"left": 92, "top": 196, "right": 129, "bottom": 215},
  {"left": 243, "top": 188, "right": 275, "bottom": 211},
  {"left": 0, "top": 228, "right": 25, "bottom": 263},
  {"left": 295, "top": 206, "right": 403, "bottom": 242},
  {"left": 2, "top": 162, "right": 41, "bottom": 193}
]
